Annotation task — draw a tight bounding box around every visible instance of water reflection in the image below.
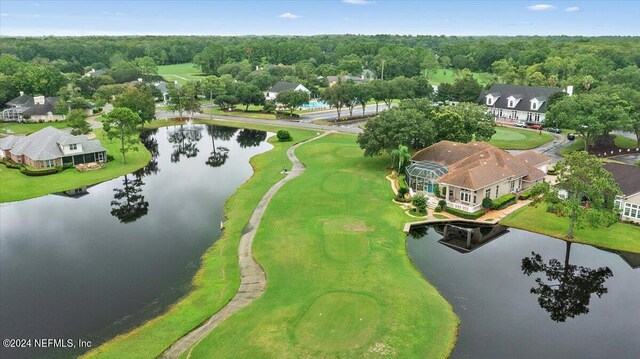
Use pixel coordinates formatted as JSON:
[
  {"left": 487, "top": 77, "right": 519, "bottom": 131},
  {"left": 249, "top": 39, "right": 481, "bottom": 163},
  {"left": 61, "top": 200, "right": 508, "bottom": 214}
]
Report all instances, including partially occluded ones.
[
  {"left": 135, "top": 129, "right": 160, "bottom": 178},
  {"left": 236, "top": 128, "right": 267, "bottom": 148},
  {"left": 168, "top": 124, "right": 203, "bottom": 162},
  {"left": 522, "top": 242, "right": 613, "bottom": 322},
  {"left": 56, "top": 185, "right": 92, "bottom": 198},
  {"left": 110, "top": 174, "right": 149, "bottom": 223},
  {"left": 205, "top": 125, "right": 235, "bottom": 168}
]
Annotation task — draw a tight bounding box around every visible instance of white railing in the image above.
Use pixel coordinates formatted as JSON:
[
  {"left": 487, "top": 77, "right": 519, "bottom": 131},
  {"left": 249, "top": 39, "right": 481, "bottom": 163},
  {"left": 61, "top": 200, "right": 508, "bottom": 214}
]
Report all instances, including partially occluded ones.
[{"left": 446, "top": 201, "right": 482, "bottom": 213}]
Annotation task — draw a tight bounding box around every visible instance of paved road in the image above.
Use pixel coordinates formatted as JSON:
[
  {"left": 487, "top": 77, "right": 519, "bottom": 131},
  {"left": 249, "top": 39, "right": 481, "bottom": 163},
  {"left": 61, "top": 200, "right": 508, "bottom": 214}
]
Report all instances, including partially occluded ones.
[
  {"left": 160, "top": 131, "right": 334, "bottom": 359},
  {"left": 298, "top": 103, "right": 391, "bottom": 123},
  {"left": 155, "top": 109, "right": 363, "bottom": 134}
]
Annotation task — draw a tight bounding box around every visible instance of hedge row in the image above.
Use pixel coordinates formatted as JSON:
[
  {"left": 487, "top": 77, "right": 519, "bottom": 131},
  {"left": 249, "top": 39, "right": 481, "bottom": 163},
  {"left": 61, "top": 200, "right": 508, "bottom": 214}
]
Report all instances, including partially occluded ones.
[
  {"left": 492, "top": 193, "right": 517, "bottom": 210},
  {"left": 519, "top": 189, "right": 534, "bottom": 200},
  {"left": 445, "top": 207, "right": 486, "bottom": 220}
]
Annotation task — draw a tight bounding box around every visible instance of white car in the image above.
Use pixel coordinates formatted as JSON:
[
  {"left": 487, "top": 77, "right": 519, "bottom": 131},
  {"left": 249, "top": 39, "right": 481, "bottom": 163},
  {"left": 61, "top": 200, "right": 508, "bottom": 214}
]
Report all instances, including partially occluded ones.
[{"left": 515, "top": 121, "right": 527, "bottom": 128}]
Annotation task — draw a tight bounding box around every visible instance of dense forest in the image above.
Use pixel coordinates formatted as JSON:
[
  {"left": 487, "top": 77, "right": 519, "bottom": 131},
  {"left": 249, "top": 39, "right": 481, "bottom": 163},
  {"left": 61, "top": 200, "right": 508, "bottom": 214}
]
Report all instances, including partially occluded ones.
[{"left": 1, "top": 35, "right": 639, "bottom": 148}]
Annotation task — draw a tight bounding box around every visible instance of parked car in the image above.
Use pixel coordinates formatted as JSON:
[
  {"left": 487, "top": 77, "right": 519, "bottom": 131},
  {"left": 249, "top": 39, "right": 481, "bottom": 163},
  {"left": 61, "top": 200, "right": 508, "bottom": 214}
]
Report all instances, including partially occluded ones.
[
  {"left": 567, "top": 133, "right": 576, "bottom": 140},
  {"left": 546, "top": 127, "right": 562, "bottom": 133},
  {"left": 515, "top": 121, "right": 527, "bottom": 128},
  {"left": 527, "top": 124, "right": 543, "bottom": 130}
]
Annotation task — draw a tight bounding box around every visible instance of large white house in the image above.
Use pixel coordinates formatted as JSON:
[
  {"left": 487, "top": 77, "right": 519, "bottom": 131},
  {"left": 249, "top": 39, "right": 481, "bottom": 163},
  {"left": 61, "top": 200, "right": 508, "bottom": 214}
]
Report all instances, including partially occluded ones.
[
  {"left": 479, "top": 84, "right": 573, "bottom": 124},
  {"left": 265, "top": 81, "right": 311, "bottom": 101}
]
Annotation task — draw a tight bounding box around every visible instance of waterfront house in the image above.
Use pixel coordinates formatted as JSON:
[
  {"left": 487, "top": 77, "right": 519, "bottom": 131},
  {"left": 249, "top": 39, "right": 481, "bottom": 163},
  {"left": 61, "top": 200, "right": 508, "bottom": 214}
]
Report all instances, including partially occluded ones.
[
  {"left": 604, "top": 163, "right": 640, "bottom": 224},
  {"left": 406, "top": 141, "right": 549, "bottom": 213},
  {"left": 0, "top": 126, "right": 107, "bottom": 168}
]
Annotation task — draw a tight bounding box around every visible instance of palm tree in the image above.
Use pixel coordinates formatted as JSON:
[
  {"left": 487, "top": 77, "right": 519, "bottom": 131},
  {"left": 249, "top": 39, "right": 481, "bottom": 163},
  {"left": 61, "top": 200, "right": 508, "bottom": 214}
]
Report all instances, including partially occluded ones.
[{"left": 391, "top": 145, "right": 411, "bottom": 172}]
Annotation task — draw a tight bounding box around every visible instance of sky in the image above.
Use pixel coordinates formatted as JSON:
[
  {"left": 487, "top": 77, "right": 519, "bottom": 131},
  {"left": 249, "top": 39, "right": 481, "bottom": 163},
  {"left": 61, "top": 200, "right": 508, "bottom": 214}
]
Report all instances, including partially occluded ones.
[{"left": 0, "top": 0, "right": 638, "bottom": 37}]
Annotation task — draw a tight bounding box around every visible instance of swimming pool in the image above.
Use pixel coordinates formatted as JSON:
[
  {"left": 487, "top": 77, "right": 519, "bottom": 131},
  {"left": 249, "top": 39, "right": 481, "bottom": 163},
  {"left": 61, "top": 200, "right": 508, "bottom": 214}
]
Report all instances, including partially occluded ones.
[{"left": 300, "top": 100, "right": 329, "bottom": 109}]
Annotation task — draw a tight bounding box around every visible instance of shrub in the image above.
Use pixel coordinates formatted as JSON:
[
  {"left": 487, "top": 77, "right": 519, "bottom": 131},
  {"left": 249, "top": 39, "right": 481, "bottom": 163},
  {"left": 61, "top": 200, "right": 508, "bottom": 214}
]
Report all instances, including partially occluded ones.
[
  {"left": 482, "top": 197, "right": 494, "bottom": 210},
  {"left": 20, "top": 167, "right": 59, "bottom": 176},
  {"left": 438, "top": 199, "right": 447, "bottom": 209},
  {"left": 445, "top": 207, "right": 485, "bottom": 220},
  {"left": 492, "top": 193, "right": 516, "bottom": 210},
  {"left": 519, "top": 189, "right": 534, "bottom": 200},
  {"left": 397, "top": 186, "right": 409, "bottom": 197},
  {"left": 0, "top": 158, "right": 22, "bottom": 169},
  {"left": 547, "top": 202, "right": 567, "bottom": 216},
  {"left": 398, "top": 175, "right": 409, "bottom": 192},
  {"left": 263, "top": 101, "right": 276, "bottom": 113},
  {"left": 635, "top": 160, "right": 640, "bottom": 167},
  {"left": 412, "top": 196, "right": 428, "bottom": 214},
  {"left": 106, "top": 154, "right": 115, "bottom": 162},
  {"left": 434, "top": 205, "right": 442, "bottom": 212},
  {"left": 276, "top": 130, "right": 292, "bottom": 142}
]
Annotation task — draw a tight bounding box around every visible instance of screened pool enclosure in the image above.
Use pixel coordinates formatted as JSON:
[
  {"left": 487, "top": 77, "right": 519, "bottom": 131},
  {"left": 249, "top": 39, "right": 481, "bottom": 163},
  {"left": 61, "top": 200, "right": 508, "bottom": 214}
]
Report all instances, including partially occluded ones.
[{"left": 405, "top": 161, "right": 449, "bottom": 193}]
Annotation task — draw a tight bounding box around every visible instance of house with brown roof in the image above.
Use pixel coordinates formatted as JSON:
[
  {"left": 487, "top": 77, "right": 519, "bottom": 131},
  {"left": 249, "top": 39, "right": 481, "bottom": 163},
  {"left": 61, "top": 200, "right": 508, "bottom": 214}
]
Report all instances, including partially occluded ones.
[
  {"left": 604, "top": 163, "right": 640, "bottom": 224},
  {"left": 406, "top": 141, "right": 549, "bottom": 213}
]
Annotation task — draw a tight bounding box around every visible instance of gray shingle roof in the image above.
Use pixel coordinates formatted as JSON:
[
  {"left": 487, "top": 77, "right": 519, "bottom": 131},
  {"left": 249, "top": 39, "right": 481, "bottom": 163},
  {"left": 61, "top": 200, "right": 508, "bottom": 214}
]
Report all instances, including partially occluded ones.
[
  {"left": 0, "top": 135, "right": 24, "bottom": 150},
  {"left": 603, "top": 163, "right": 640, "bottom": 196},
  {"left": 479, "top": 84, "right": 563, "bottom": 113},
  {"left": 5, "top": 127, "right": 105, "bottom": 161},
  {"left": 268, "top": 81, "right": 301, "bottom": 93}
]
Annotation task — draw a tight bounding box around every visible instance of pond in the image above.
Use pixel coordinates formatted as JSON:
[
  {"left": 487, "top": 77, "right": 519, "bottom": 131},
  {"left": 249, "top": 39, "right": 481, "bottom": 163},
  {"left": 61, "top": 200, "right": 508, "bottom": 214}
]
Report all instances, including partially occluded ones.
[
  {"left": 407, "top": 223, "right": 640, "bottom": 359},
  {"left": 0, "top": 124, "right": 272, "bottom": 358}
]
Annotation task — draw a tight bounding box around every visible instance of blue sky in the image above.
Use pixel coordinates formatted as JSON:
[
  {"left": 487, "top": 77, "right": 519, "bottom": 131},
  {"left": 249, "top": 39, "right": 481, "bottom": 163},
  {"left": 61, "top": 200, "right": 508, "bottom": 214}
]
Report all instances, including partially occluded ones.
[{"left": 0, "top": 1, "right": 637, "bottom": 36}]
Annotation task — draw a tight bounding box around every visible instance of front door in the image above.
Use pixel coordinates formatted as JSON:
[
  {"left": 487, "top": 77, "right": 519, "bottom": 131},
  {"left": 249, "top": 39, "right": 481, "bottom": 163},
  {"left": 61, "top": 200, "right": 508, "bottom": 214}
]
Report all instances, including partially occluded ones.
[{"left": 96, "top": 152, "right": 105, "bottom": 162}]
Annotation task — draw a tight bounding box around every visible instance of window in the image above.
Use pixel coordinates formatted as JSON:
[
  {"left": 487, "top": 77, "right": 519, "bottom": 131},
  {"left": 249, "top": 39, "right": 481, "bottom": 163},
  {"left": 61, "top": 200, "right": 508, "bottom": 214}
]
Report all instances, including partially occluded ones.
[
  {"left": 486, "top": 97, "right": 493, "bottom": 106},
  {"left": 485, "top": 188, "right": 491, "bottom": 198},
  {"left": 535, "top": 113, "right": 541, "bottom": 122},
  {"left": 531, "top": 102, "right": 538, "bottom": 110},
  {"left": 495, "top": 185, "right": 500, "bottom": 198},
  {"left": 510, "top": 180, "right": 516, "bottom": 191},
  {"left": 508, "top": 99, "right": 514, "bottom": 108},
  {"left": 624, "top": 203, "right": 640, "bottom": 219},
  {"left": 460, "top": 189, "right": 472, "bottom": 203},
  {"left": 69, "top": 144, "right": 77, "bottom": 150},
  {"left": 40, "top": 159, "right": 55, "bottom": 168}
]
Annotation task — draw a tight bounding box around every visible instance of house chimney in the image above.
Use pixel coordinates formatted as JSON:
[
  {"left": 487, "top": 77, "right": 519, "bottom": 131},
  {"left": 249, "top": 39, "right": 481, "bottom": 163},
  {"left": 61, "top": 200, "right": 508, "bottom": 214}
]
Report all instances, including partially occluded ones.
[
  {"left": 34, "top": 96, "right": 45, "bottom": 105},
  {"left": 566, "top": 85, "right": 574, "bottom": 96},
  {"left": 19, "top": 91, "right": 24, "bottom": 96}
]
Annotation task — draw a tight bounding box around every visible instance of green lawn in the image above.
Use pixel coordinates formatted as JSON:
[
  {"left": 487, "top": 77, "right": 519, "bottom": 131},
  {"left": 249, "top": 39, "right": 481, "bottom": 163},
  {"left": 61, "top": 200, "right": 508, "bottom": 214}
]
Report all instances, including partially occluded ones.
[
  {"left": 0, "top": 121, "right": 70, "bottom": 135},
  {"left": 157, "top": 63, "right": 205, "bottom": 85},
  {"left": 0, "top": 129, "right": 150, "bottom": 203},
  {"left": 182, "top": 134, "right": 457, "bottom": 358},
  {"left": 489, "top": 126, "right": 554, "bottom": 150},
  {"left": 427, "top": 68, "right": 494, "bottom": 86},
  {"left": 500, "top": 203, "right": 640, "bottom": 253}
]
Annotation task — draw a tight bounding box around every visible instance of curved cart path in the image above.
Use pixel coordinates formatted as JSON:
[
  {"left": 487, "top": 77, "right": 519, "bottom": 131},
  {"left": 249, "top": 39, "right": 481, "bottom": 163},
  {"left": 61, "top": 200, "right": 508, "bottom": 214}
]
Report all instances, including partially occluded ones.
[{"left": 161, "top": 131, "right": 333, "bottom": 358}]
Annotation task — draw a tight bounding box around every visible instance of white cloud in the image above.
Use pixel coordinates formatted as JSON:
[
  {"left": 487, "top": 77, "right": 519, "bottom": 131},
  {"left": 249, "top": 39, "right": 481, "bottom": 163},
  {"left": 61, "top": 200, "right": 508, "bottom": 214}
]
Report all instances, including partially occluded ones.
[
  {"left": 278, "top": 12, "right": 300, "bottom": 19},
  {"left": 343, "top": 0, "right": 372, "bottom": 4},
  {"left": 565, "top": 6, "right": 580, "bottom": 12},
  {"left": 526, "top": 4, "right": 557, "bottom": 11}
]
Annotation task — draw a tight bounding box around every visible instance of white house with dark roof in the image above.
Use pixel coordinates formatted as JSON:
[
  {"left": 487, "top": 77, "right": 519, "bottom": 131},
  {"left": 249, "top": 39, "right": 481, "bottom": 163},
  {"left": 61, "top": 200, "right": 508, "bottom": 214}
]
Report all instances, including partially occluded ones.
[
  {"left": 604, "top": 163, "right": 640, "bottom": 224},
  {"left": 479, "top": 84, "right": 573, "bottom": 124},
  {"left": 266, "top": 81, "right": 311, "bottom": 101},
  {"left": 0, "top": 126, "right": 106, "bottom": 169},
  {"left": 2, "top": 93, "right": 63, "bottom": 122}
]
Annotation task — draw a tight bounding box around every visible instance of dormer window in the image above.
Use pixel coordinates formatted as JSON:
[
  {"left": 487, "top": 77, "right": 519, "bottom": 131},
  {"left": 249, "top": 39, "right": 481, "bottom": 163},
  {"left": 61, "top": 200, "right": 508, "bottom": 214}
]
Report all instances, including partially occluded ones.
[
  {"left": 508, "top": 99, "right": 515, "bottom": 108},
  {"left": 486, "top": 96, "right": 493, "bottom": 106},
  {"left": 70, "top": 144, "right": 77, "bottom": 150}
]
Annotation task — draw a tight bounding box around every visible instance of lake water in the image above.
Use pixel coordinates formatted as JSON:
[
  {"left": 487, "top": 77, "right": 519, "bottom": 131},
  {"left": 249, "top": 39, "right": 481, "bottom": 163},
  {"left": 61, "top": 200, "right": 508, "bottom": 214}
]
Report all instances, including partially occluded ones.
[
  {"left": 0, "top": 124, "right": 271, "bottom": 358},
  {"left": 407, "top": 224, "right": 640, "bottom": 359}
]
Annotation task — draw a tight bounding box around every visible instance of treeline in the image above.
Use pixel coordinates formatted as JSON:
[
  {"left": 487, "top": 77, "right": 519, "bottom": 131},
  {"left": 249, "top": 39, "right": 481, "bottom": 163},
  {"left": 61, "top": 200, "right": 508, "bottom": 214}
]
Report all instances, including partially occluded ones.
[{"left": 2, "top": 35, "right": 638, "bottom": 77}]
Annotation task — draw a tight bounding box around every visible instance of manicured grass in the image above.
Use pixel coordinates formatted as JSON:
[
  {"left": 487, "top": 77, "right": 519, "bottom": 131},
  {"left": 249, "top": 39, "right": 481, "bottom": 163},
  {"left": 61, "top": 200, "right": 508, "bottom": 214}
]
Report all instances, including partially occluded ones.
[
  {"left": 184, "top": 134, "right": 458, "bottom": 358},
  {"left": 500, "top": 203, "right": 640, "bottom": 253},
  {"left": 0, "top": 129, "right": 151, "bottom": 203},
  {"left": 488, "top": 126, "right": 554, "bottom": 150},
  {"left": 202, "top": 107, "right": 277, "bottom": 120},
  {"left": 0, "top": 121, "right": 70, "bottom": 135},
  {"left": 434, "top": 213, "right": 449, "bottom": 219},
  {"left": 614, "top": 135, "right": 638, "bottom": 149},
  {"left": 157, "top": 63, "right": 205, "bottom": 85},
  {"left": 427, "top": 68, "right": 493, "bottom": 86},
  {"left": 83, "top": 124, "right": 319, "bottom": 358}
]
